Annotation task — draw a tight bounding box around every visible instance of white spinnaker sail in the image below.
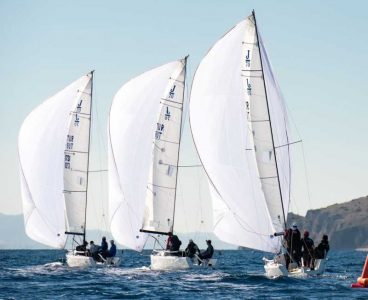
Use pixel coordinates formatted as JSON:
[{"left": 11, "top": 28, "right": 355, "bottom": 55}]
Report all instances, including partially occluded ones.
[
  {"left": 19, "top": 73, "right": 92, "bottom": 249},
  {"left": 190, "top": 16, "right": 290, "bottom": 253},
  {"left": 242, "top": 14, "right": 291, "bottom": 233},
  {"left": 64, "top": 78, "right": 92, "bottom": 234},
  {"left": 109, "top": 59, "right": 185, "bottom": 251}
]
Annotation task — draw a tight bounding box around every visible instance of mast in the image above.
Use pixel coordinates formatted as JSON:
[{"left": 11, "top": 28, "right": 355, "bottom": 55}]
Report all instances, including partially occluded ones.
[
  {"left": 252, "top": 10, "right": 287, "bottom": 231},
  {"left": 171, "top": 55, "right": 188, "bottom": 233},
  {"left": 83, "top": 70, "right": 94, "bottom": 240}
]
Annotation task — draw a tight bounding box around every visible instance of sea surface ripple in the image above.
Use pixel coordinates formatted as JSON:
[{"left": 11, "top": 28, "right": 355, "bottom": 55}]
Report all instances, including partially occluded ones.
[{"left": 0, "top": 249, "right": 367, "bottom": 299}]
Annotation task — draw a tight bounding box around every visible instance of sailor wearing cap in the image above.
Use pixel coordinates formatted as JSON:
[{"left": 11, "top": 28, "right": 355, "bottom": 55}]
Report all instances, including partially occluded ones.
[{"left": 284, "top": 222, "right": 302, "bottom": 269}]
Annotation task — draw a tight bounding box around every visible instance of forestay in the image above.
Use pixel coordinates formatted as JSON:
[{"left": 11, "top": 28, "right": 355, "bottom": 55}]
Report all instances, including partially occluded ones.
[
  {"left": 19, "top": 73, "right": 92, "bottom": 249},
  {"left": 109, "top": 59, "right": 186, "bottom": 251},
  {"left": 190, "top": 15, "right": 290, "bottom": 253}
]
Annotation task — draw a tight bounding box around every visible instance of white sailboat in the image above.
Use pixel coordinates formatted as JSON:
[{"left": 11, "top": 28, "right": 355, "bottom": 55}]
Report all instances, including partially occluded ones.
[
  {"left": 189, "top": 11, "right": 326, "bottom": 277},
  {"left": 108, "top": 57, "right": 219, "bottom": 270},
  {"left": 18, "top": 71, "right": 121, "bottom": 268}
]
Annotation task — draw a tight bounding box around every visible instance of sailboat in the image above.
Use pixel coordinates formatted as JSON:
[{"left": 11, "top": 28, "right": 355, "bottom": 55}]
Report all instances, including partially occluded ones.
[
  {"left": 18, "top": 71, "right": 121, "bottom": 268},
  {"left": 108, "top": 57, "right": 219, "bottom": 270},
  {"left": 189, "top": 11, "right": 326, "bottom": 277}
]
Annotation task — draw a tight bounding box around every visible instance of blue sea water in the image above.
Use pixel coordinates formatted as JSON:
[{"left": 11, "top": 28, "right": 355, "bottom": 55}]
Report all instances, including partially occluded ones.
[{"left": 0, "top": 249, "right": 367, "bottom": 299}]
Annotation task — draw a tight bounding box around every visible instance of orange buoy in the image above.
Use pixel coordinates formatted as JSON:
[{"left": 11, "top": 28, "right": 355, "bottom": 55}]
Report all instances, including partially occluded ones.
[{"left": 351, "top": 255, "right": 368, "bottom": 288}]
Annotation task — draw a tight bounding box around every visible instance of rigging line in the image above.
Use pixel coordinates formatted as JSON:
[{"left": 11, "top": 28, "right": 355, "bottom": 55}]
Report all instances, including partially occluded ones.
[
  {"left": 178, "top": 176, "right": 189, "bottom": 234},
  {"left": 92, "top": 72, "right": 108, "bottom": 230},
  {"left": 233, "top": 214, "right": 276, "bottom": 251},
  {"left": 275, "top": 140, "right": 302, "bottom": 149},
  {"left": 301, "top": 142, "right": 312, "bottom": 210}
]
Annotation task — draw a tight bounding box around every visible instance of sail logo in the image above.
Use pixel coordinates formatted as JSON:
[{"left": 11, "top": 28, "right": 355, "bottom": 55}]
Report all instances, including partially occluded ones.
[
  {"left": 165, "top": 107, "right": 171, "bottom": 121},
  {"left": 64, "top": 154, "right": 71, "bottom": 169},
  {"left": 66, "top": 135, "right": 74, "bottom": 150},
  {"left": 246, "top": 79, "right": 252, "bottom": 95},
  {"left": 155, "top": 123, "right": 165, "bottom": 139},
  {"left": 245, "top": 101, "right": 250, "bottom": 120},
  {"left": 169, "top": 85, "right": 176, "bottom": 99},
  {"left": 245, "top": 50, "right": 251, "bottom": 67},
  {"left": 77, "top": 100, "right": 83, "bottom": 113},
  {"left": 74, "top": 114, "right": 80, "bottom": 126}
]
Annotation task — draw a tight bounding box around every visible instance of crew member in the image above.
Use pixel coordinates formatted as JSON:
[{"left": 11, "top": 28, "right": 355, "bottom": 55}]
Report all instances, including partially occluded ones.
[
  {"left": 105, "top": 240, "right": 117, "bottom": 258},
  {"left": 89, "top": 240, "right": 99, "bottom": 260},
  {"left": 314, "top": 235, "right": 329, "bottom": 259},
  {"left": 169, "top": 235, "right": 182, "bottom": 252},
  {"left": 76, "top": 240, "right": 88, "bottom": 254},
  {"left": 185, "top": 239, "right": 200, "bottom": 258},
  {"left": 301, "top": 231, "right": 314, "bottom": 268},
  {"left": 198, "top": 240, "right": 214, "bottom": 264},
  {"left": 284, "top": 222, "right": 302, "bottom": 268}
]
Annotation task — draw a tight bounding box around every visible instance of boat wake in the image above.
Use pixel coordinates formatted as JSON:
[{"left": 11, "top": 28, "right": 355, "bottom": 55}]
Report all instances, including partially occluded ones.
[{"left": 44, "top": 262, "right": 64, "bottom": 268}]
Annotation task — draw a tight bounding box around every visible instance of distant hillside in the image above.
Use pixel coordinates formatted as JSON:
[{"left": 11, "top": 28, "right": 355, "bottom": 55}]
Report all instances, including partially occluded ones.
[
  {"left": 287, "top": 196, "right": 368, "bottom": 249},
  {"left": 3, "top": 197, "right": 368, "bottom": 250},
  {"left": 0, "top": 213, "right": 235, "bottom": 250},
  {"left": 0, "top": 214, "right": 51, "bottom": 249}
]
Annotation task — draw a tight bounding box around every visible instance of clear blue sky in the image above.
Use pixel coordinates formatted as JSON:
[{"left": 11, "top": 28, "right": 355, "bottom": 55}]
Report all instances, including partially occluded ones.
[{"left": 1, "top": 1, "right": 367, "bottom": 232}]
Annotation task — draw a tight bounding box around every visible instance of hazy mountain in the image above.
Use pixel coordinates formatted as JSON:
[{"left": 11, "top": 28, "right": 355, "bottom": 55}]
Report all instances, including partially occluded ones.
[
  {"left": 0, "top": 213, "right": 235, "bottom": 250},
  {"left": 2, "top": 196, "right": 367, "bottom": 250}
]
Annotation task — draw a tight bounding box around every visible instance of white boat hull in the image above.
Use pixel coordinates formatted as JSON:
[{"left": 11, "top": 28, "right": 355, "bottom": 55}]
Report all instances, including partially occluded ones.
[
  {"left": 66, "top": 251, "right": 122, "bottom": 268},
  {"left": 263, "top": 256, "right": 327, "bottom": 277},
  {"left": 150, "top": 251, "right": 219, "bottom": 270}
]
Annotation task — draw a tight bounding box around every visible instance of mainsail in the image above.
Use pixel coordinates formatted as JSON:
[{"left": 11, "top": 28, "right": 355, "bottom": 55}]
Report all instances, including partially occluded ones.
[
  {"left": 63, "top": 76, "right": 93, "bottom": 235},
  {"left": 19, "top": 72, "right": 93, "bottom": 248},
  {"left": 109, "top": 58, "right": 187, "bottom": 251},
  {"left": 190, "top": 13, "right": 291, "bottom": 253}
]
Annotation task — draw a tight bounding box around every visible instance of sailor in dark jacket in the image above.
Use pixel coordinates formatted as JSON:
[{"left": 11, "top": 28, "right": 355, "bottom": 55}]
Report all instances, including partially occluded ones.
[
  {"left": 185, "top": 239, "right": 200, "bottom": 258},
  {"left": 99, "top": 236, "right": 108, "bottom": 251},
  {"left": 169, "top": 235, "right": 182, "bottom": 252},
  {"left": 76, "top": 240, "right": 88, "bottom": 254},
  {"left": 198, "top": 240, "right": 214, "bottom": 264},
  {"left": 284, "top": 223, "right": 302, "bottom": 267},
  {"left": 314, "top": 235, "right": 330, "bottom": 259},
  {"left": 301, "top": 231, "right": 314, "bottom": 267}
]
